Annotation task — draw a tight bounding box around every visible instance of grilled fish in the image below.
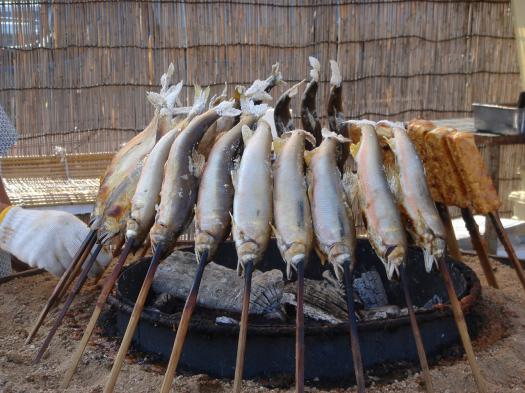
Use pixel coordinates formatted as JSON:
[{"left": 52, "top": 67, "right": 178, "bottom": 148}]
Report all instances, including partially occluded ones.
[
  {"left": 150, "top": 101, "right": 241, "bottom": 257},
  {"left": 273, "top": 129, "right": 315, "bottom": 279},
  {"left": 194, "top": 114, "right": 258, "bottom": 260},
  {"left": 305, "top": 129, "right": 356, "bottom": 280},
  {"left": 90, "top": 65, "right": 182, "bottom": 229},
  {"left": 231, "top": 114, "right": 273, "bottom": 273},
  {"left": 99, "top": 86, "right": 210, "bottom": 245},
  {"left": 379, "top": 121, "right": 446, "bottom": 272},
  {"left": 348, "top": 121, "right": 407, "bottom": 280}
]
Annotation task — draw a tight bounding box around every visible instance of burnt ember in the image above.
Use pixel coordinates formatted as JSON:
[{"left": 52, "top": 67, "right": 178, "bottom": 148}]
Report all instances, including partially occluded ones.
[{"left": 106, "top": 239, "right": 480, "bottom": 383}]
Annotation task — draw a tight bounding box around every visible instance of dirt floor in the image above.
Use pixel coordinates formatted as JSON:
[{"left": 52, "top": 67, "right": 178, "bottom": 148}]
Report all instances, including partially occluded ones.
[{"left": 1, "top": 254, "right": 525, "bottom": 393}]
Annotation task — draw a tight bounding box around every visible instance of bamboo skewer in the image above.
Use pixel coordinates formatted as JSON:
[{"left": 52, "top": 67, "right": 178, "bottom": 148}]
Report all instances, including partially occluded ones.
[
  {"left": 460, "top": 208, "right": 498, "bottom": 288},
  {"left": 488, "top": 211, "right": 525, "bottom": 293},
  {"left": 437, "top": 257, "right": 488, "bottom": 393},
  {"left": 435, "top": 203, "right": 463, "bottom": 262},
  {"left": 232, "top": 260, "right": 254, "bottom": 393},
  {"left": 295, "top": 259, "right": 305, "bottom": 393},
  {"left": 57, "top": 236, "right": 96, "bottom": 301},
  {"left": 61, "top": 240, "right": 135, "bottom": 389},
  {"left": 399, "top": 265, "right": 434, "bottom": 393},
  {"left": 342, "top": 260, "right": 365, "bottom": 393},
  {"left": 33, "top": 243, "right": 103, "bottom": 364},
  {"left": 103, "top": 245, "right": 164, "bottom": 393},
  {"left": 25, "top": 229, "right": 97, "bottom": 345},
  {"left": 159, "top": 250, "right": 209, "bottom": 393}
]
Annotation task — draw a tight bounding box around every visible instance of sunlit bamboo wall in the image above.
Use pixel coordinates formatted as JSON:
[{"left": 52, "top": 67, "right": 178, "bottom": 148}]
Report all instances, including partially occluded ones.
[{"left": 0, "top": 0, "right": 519, "bottom": 157}]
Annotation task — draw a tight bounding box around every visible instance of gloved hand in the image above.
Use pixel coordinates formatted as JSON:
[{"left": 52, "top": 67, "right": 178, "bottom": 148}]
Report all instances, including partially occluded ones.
[{"left": 0, "top": 206, "right": 111, "bottom": 278}]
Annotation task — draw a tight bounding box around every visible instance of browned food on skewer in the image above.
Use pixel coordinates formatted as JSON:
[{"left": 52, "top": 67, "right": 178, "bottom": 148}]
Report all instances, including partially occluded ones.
[
  {"left": 89, "top": 64, "right": 183, "bottom": 230},
  {"left": 445, "top": 132, "right": 501, "bottom": 214},
  {"left": 150, "top": 100, "right": 241, "bottom": 257},
  {"left": 98, "top": 85, "right": 209, "bottom": 247}
]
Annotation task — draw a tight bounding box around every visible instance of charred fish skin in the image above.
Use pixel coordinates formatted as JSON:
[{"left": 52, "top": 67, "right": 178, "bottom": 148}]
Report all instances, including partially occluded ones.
[
  {"left": 300, "top": 57, "right": 322, "bottom": 147},
  {"left": 194, "top": 114, "right": 257, "bottom": 261},
  {"left": 379, "top": 121, "right": 446, "bottom": 271},
  {"left": 232, "top": 117, "right": 274, "bottom": 273},
  {"left": 273, "top": 129, "right": 315, "bottom": 280},
  {"left": 150, "top": 101, "right": 241, "bottom": 257},
  {"left": 306, "top": 130, "right": 356, "bottom": 280},
  {"left": 353, "top": 121, "right": 407, "bottom": 280}
]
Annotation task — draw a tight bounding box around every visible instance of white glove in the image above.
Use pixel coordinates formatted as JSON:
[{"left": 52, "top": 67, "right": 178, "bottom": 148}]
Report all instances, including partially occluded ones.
[{"left": 0, "top": 206, "right": 111, "bottom": 278}]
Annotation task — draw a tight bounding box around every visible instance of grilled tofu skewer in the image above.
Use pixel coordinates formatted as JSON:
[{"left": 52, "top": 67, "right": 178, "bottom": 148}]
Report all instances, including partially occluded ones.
[
  {"left": 103, "top": 100, "right": 241, "bottom": 393},
  {"left": 231, "top": 115, "right": 273, "bottom": 393},
  {"left": 306, "top": 129, "right": 365, "bottom": 392},
  {"left": 273, "top": 129, "right": 315, "bottom": 393}
]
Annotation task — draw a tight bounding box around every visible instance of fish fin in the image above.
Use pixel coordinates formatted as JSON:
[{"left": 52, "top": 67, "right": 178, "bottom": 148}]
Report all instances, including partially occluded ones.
[
  {"left": 287, "top": 79, "right": 307, "bottom": 98},
  {"left": 231, "top": 168, "right": 238, "bottom": 190},
  {"left": 240, "top": 96, "right": 269, "bottom": 117},
  {"left": 304, "top": 149, "right": 316, "bottom": 167},
  {"left": 159, "top": 63, "right": 175, "bottom": 93},
  {"left": 245, "top": 80, "right": 273, "bottom": 103},
  {"left": 342, "top": 170, "right": 359, "bottom": 207},
  {"left": 273, "top": 137, "right": 286, "bottom": 156},
  {"left": 188, "top": 85, "right": 210, "bottom": 118},
  {"left": 313, "top": 242, "right": 327, "bottom": 266},
  {"left": 214, "top": 100, "right": 242, "bottom": 117},
  {"left": 190, "top": 149, "right": 206, "bottom": 178},
  {"left": 350, "top": 141, "right": 361, "bottom": 157},
  {"left": 241, "top": 124, "right": 254, "bottom": 146},
  {"left": 299, "top": 130, "right": 317, "bottom": 148},
  {"left": 321, "top": 127, "right": 351, "bottom": 143},
  {"left": 309, "top": 56, "right": 321, "bottom": 82},
  {"left": 146, "top": 91, "right": 165, "bottom": 110},
  {"left": 329, "top": 60, "right": 342, "bottom": 87}
]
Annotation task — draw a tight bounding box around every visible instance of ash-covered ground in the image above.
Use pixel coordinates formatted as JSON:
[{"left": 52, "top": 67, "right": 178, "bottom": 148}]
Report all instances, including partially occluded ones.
[{"left": 0, "top": 254, "right": 524, "bottom": 393}]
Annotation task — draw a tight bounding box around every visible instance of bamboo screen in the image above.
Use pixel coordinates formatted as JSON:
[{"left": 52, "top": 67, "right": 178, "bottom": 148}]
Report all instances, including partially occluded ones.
[{"left": 0, "top": 0, "right": 519, "bottom": 157}]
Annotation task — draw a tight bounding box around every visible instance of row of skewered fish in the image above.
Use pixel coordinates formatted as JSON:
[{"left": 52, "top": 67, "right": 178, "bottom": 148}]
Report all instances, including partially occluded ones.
[{"left": 29, "top": 58, "right": 496, "bottom": 393}]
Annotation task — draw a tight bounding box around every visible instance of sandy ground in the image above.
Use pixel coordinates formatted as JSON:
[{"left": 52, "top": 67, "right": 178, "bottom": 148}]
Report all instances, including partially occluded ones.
[{"left": 1, "top": 255, "right": 525, "bottom": 393}]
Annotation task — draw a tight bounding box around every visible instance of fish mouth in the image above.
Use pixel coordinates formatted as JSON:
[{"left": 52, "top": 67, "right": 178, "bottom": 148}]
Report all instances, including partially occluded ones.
[{"left": 384, "top": 245, "right": 406, "bottom": 280}]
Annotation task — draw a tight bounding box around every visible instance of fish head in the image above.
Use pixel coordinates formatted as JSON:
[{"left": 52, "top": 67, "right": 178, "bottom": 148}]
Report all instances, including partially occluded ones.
[
  {"left": 327, "top": 243, "right": 354, "bottom": 282},
  {"left": 283, "top": 243, "right": 309, "bottom": 280},
  {"left": 236, "top": 241, "right": 263, "bottom": 275},
  {"left": 194, "top": 231, "right": 218, "bottom": 262},
  {"left": 384, "top": 244, "right": 406, "bottom": 280}
]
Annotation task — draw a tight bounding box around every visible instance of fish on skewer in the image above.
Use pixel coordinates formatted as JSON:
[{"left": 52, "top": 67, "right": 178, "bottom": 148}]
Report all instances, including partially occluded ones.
[
  {"left": 24, "top": 65, "right": 184, "bottom": 346},
  {"left": 377, "top": 121, "right": 446, "bottom": 272},
  {"left": 273, "top": 128, "right": 315, "bottom": 393},
  {"left": 90, "top": 65, "right": 183, "bottom": 231},
  {"left": 305, "top": 129, "right": 365, "bottom": 392},
  {"left": 347, "top": 121, "right": 407, "bottom": 280},
  {"left": 33, "top": 78, "right": 202, "bottom": 364},
  {"left": 61, "top": 88, "right": 212, "bottom": 387},
  {"left": 160, "top": 100, "right": 268, "bottom": 393},
  {"left": 98, "top": 85, "right": 210, "bottom": 249},
  {"left": 231, "top": 114, "right": 274, "bottom": 393},
  {"left": 300, "top": 57, "right": 322, "bottom": 146},
  {"left": 387, "top": 121, "right": 488, "bottom": 392},
  {"left": 103, "top": 100, "right": 241, "bottom": 393}
]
